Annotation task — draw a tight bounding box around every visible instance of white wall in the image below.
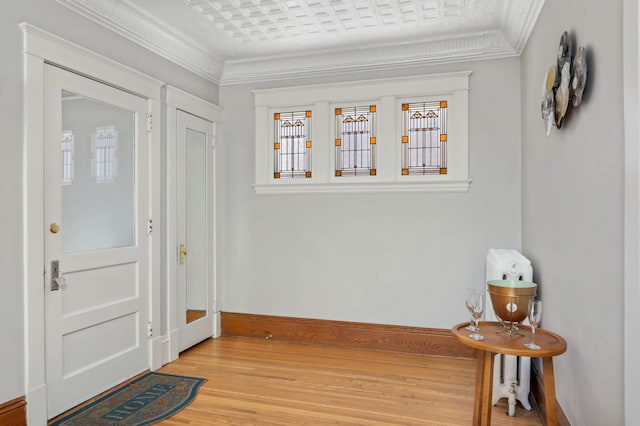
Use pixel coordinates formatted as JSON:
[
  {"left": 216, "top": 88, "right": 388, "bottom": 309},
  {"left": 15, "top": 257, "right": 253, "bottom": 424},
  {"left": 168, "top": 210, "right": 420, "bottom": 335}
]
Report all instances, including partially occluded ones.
[
  {"left": 218, "top": 58, "right": 522, "bottom": 329},
  {"left": 521, "top": 1, "right": 624, "bottom": 424},
  {"left": 623, "top": 0, "right": 640, "bottom": 421},
  {"left": 0, "top": 0, "right": 218, "bottom": 406}
]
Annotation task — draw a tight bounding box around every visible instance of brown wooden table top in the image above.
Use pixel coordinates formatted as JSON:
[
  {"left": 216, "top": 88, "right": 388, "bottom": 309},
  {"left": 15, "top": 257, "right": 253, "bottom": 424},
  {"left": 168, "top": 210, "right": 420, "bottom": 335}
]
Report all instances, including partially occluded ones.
[{"left": 451, "top": 321, "right": 567, "bottom": 357}]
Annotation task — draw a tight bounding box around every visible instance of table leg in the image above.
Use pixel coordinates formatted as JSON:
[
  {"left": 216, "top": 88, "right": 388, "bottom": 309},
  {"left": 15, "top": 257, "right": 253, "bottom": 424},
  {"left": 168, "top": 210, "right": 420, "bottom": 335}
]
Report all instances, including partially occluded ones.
[
  {"left": 473, "top": 350, "right": 494, "bottom": 425},
  {"left": 542, "top": 357, "right": 558, "bottom": 426}
]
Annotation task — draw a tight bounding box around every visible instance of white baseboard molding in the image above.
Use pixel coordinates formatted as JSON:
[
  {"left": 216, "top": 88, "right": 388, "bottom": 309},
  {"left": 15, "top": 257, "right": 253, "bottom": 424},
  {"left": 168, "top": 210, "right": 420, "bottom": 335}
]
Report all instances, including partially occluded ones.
[
  {"left": 213, "top": 311, "right": 221, "bottom": 338},
  {"left": 150, "top": 335, "right": 164, "bottom": 370},
  {"left": 26, "top": 383, "right": 47, "bottom": 426},
  {"left": 167, "top": 328, "right": 180, "bottom": 364}
]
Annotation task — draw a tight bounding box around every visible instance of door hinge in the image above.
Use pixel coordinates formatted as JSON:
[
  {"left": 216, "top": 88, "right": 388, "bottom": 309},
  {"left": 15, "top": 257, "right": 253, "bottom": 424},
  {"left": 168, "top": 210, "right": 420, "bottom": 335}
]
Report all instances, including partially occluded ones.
[
  {"left": 147, "top": 218, "right": 153, "bottom": 234},
  {"left": 147, "top": 113, "right": 153, "bottom": 132},
  {"left": 210, "top": 135, "right": 216, "bottom": 148},
  {"left": 147, "top": 321, "right": 153, "bottom": 338}
]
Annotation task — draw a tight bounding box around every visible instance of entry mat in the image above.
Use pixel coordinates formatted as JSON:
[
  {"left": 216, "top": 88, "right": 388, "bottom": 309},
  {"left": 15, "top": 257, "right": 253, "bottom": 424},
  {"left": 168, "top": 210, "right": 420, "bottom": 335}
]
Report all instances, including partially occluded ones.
[{"left": 50, "top": 372, "right": 207, "bottom": 426}]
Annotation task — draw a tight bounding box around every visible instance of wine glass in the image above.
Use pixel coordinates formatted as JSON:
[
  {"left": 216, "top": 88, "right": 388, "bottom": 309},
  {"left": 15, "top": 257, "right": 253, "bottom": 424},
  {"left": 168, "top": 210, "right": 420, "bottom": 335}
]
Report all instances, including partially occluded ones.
[
  {"left": 468, "top": 291, "right": 485, "bottom": 341},
  {"left": 465, "top": 288, "right": 478, "bottom": 331},
  {"left": 524, "top": 299, "right": 542, "bottom": 350}
]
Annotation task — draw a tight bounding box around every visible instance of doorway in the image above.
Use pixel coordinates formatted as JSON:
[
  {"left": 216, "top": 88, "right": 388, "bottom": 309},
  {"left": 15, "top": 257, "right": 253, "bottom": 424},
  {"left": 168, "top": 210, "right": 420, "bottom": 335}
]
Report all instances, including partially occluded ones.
[
  {"left": 177, "top": 110, "right": 216, "bottom": 351},
  {"left": 165, "top": 86, "right": 221, "bottom": 359},
  {"left": 23, "top": 24, "right": 163, "bottom": 424}
]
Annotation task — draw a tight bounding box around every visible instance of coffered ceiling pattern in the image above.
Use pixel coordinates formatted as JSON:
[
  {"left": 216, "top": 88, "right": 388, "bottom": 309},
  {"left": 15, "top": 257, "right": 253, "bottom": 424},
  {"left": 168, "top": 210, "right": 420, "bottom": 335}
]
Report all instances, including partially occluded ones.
[{"left": 56, "top": 0, "right": 545, "bottom": 85}]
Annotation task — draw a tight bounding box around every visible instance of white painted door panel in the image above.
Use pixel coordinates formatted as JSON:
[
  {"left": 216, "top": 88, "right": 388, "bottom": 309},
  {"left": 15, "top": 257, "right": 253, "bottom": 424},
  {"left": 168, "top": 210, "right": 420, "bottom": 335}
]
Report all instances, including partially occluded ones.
[
  {"left": 177, "top": 111, "right": 215, "bottom": 352},
  {"left": 44, "top": 64, "right": 150, "bottom": 418}
]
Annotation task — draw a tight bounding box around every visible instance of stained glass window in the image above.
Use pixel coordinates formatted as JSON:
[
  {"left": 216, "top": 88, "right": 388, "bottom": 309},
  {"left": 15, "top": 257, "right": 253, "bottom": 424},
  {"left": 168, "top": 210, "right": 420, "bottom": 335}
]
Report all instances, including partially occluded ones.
[
  {"left": 93, "top": 125, "right": 118, "bottom": 183},
  {"left": 335, "top": 105, "right": 376, "bottom": 177},
  {"left": 401, "top": 101, "right": 448, "bottom": 176},
  {"left": 61, "top": 130, "right": 74, "bottom": 185},
  {"left": 274, "top": 111, "right": 312, "bottom": 179}
]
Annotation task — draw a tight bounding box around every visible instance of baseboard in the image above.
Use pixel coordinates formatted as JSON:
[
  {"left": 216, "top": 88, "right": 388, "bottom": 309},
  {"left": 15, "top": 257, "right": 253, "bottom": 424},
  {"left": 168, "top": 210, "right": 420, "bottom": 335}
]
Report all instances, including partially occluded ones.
[
  {"left": 150, "top": 335, "right": 164, "bottom": 370},
  {"left": 161, "top": 336, "right": 171, "bottom": 366},
  {"left": 213, "top": 310, "right": 221, "bottom": 338},
  {"left": 0, "top": 396, "right": 27, "bottom": 426},
  {"left": 166, "top": 328, "right": 180, "bottom": 365},
  {"left": 26, "top": 384, "right": 46, "bottom": 426},
  {"left": 221, "top": 312, "right": 475, "bottom": 358},
  {"left": 531, "top": 361, "right": 571, "bottom": 426}
]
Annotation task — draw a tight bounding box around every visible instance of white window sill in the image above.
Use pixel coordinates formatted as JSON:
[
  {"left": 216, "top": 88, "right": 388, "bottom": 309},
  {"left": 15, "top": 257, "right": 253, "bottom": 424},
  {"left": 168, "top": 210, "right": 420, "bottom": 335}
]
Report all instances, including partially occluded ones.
[{"left": 253, "top": 180, "right": 472, "bottom": 194}]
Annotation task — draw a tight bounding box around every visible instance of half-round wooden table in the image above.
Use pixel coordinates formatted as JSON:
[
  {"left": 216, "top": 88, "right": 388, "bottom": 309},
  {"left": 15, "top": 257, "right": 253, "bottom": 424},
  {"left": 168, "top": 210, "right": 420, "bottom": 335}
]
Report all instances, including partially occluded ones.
[{"left": 451, "top": 321, "right": 567, "bottom": 426}]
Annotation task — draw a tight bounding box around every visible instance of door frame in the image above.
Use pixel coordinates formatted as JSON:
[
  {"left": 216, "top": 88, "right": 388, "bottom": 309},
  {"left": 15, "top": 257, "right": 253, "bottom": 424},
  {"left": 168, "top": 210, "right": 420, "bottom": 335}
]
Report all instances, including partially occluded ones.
[
  {"left": 164, "top": 86, "right": 222, "bottom": 363},
  {"left": 22, "top": 24, "right": 163, "bottom": 425}
]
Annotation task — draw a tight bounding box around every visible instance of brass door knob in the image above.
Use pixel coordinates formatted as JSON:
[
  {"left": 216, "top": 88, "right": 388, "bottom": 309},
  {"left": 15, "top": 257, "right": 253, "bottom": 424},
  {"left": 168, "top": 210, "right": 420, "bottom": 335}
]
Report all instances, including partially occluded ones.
[{"left": 50, "top": 223, "right": 60, "bottom": 234}]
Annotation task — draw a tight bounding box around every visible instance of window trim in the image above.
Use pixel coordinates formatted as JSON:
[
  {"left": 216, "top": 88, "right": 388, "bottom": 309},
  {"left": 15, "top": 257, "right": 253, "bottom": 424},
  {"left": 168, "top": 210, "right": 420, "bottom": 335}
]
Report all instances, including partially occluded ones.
[{"left": 254, "top": 71, "right": 471, "bottom": 194}]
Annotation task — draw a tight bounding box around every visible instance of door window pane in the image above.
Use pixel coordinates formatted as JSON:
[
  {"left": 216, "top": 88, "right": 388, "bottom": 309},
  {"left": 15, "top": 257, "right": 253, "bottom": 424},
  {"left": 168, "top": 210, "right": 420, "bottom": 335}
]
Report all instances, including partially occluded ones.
[{"left": 61, "top": 91, "right": 136, "bottom": 253}]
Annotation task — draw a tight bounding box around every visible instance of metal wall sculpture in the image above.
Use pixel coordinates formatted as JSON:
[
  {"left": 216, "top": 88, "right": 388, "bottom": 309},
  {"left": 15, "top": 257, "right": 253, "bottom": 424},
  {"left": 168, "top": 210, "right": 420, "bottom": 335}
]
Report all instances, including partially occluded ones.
[{"left": 541, "top": 31, "right": 588, "bottom": 135}]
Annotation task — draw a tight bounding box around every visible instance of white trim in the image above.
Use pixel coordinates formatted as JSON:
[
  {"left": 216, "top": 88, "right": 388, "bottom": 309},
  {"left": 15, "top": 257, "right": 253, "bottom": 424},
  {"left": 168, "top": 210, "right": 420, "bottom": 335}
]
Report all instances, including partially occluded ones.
[
  {"left": 254, "top": 72, "right": 471, "bottom": 194},
  {"left": 624, "top": 0, "right": 640, "bottom": 422},
  {"left": 20, "top": 23, "right": 162, "bottom": 101},
  {"left": 149, "top": 97, "right": 162, "bottom": 371},
  {"left": 223, "top": 31, "right": 511, "bottom": 85},
  {"left": 22, "top": 24, "right": 163, "bottom": 423},
  {"left": 501, "top": 0, "right": 546, "bottom": 54},
  {"left": 165, "top": 85, "right": 223, "bottom": 121},
  {"left": 164, "top": 85, "right": 221, "bottom": 358},
  {"left": 165, "top": 89, "right": 180, "bottom": 364},
  {"left": 23, "top": 51, "right": 47, "bottom": 426},
  {"left": 254, "top": 181, "right": 472, "bottom": 195},
  {"left": 55, "top": 0, "right": 225, "bottom": 84},
  {"left": 213, "top": 311, "right": 221, "bottom": 338},
  {"left": 253, "top": 72, "right": 471, "bottom": 106}
]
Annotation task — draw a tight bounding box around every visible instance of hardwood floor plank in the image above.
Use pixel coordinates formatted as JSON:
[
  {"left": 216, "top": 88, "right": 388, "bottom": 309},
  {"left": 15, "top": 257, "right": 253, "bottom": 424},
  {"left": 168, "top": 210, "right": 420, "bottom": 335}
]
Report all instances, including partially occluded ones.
[{"left": 156, "top": 337, "right": 542, "bottom": 425}]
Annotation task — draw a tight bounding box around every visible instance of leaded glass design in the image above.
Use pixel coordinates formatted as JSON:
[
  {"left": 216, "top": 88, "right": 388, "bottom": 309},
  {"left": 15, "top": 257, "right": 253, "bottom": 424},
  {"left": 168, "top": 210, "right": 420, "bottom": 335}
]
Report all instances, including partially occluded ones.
[
  {"left": 274, "top": 111, "right": 312, "bottom": 179},
  {"left": 335, "top": 105, "right": 376, "bottom": 177},
  {"left": 93, "top": 125, "right": 118, "bottom": 183},
  {"left": 61, "top": 130, "right": 74, "bottom": 185},
  {"left": 401, "top": 101, "right": 448, "bottom": 176}
]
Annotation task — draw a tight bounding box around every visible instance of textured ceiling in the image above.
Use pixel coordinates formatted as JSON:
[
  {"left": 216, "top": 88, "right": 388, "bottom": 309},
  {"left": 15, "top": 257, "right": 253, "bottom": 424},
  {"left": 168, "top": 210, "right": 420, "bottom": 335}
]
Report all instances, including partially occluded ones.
[
  {"left": 183, "top": 0, "right": 476, "bottom": 57},
  {"left": 56, "top": 0, "right": 545, "bottom": 84}
]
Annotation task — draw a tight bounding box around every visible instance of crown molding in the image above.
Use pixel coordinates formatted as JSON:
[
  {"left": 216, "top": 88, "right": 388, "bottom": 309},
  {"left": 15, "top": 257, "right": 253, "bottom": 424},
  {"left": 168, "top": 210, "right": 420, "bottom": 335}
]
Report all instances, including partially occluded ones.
[
  {"left": 502, "top": 0, "right": 546, "bottom": 53},
  {"left": 56, "top": 0, "right": 545, "bottom": 86},
  {"left": 56, "top": 0, "right": 225, "bottom": 83},
  {"left": 222, "top": 30, "right": 512, "bottom": 85}
]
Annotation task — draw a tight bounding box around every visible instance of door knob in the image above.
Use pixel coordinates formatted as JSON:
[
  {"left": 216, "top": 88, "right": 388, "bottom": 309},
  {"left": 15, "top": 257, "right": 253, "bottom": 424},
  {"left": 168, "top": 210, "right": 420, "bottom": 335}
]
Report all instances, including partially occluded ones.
[
  {"left": 179, "top": 244, "right": 188, "bottom": 265},
  {"left": 50, "top": 223, "right": 60, "bottom": 234}
]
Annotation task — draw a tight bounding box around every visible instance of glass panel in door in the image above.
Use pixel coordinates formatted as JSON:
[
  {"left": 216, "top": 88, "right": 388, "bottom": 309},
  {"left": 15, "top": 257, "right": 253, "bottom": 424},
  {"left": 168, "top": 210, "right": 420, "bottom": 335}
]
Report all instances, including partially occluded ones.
[
  {"left": 185, "top": 128, "right": 208, "bottom": 323},
  {"left": 61, "top": 90, "right": 135, "bottom": 253}
]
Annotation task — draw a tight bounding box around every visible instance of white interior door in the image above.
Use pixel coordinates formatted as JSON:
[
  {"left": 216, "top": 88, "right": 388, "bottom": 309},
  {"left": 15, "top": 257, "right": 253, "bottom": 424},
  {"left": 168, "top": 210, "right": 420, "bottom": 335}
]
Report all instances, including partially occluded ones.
[
  {"left": 44, "top": 64, "right": 151, "bottom": 417},
  {"left": 177, "top": 110, "right": 215, "bottom": 352}
]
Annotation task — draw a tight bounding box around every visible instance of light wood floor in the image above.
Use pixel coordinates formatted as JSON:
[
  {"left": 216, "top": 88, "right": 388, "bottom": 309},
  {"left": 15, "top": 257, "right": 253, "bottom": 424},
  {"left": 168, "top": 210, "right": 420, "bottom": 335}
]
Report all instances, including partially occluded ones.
[{"left": 156, "top": 336, "right": 543, "bottom": 425}]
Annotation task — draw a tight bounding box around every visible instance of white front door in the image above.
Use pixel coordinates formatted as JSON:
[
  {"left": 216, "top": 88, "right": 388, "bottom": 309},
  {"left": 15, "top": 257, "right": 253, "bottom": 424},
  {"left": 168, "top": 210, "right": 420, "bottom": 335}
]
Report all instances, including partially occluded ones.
[
  {"left": 44, "top": 64, "right": 151, "bottom": 417},
  {"left": 176, "top": 110, "right": 216, "bottom": 352}
]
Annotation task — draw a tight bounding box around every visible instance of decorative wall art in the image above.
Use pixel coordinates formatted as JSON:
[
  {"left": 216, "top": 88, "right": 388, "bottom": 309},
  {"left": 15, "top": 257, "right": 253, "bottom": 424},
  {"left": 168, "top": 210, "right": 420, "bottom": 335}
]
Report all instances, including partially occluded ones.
[{"left": 541, "top": 31, "right": 588, "bottom": 135}]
